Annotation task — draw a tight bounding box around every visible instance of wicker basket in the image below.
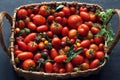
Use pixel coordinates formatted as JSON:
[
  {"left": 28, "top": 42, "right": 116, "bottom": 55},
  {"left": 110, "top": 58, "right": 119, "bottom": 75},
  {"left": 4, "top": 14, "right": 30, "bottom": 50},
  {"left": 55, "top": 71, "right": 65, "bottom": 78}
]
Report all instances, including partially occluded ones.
[{"left": 0, "top": 2, "right": 120, "bottom": 80}]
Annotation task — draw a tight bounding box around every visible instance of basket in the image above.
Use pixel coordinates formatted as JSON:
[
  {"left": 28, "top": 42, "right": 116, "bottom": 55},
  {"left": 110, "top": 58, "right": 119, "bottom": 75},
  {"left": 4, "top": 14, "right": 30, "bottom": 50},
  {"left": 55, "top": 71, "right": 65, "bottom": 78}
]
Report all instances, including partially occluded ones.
[{"left": 0, "top": 2, "right": 120, "bottom": 80}]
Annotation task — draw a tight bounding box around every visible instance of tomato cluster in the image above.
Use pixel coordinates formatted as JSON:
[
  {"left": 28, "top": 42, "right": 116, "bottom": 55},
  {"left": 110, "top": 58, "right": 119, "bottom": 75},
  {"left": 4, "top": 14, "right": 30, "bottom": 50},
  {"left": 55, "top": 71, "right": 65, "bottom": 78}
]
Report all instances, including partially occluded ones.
[{"left": 14, "top": 4, "right": 106, "bottom": 73}]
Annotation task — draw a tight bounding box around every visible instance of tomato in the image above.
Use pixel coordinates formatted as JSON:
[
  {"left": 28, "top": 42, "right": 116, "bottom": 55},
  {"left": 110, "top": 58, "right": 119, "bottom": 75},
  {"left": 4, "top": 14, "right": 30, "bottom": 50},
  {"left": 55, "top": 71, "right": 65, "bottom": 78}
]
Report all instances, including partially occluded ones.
[
  {"left": 78, "top": 28, "right": 88, "bottom": 36},
  {"left": 59, "top": 68, "right": 66, "bottom": 73},
  {"left": 17, "top": 8, "right": 28, "bottom": 19},
  {"left": 24, "top": 33, "right": 37, "bottom": 43},
  {"left": 89, "top": 44, "right": 99, "bottom": 51},
  {"left": 33, "top": 53, "right": 42, "bottom": 62},
  {"left": 80, "top": 12, "right": 90, "bottom": 21},
  {"left": 27, "top": 41, "right": 38, "bottom": 52},
  {"left": 33, "top": 6, "right": 39, "bottom": 14},
  {"left": 89, "top": 12, "right": 96, "bottom": 22},
  {"left": 14, "top": 50, "right": 23, "bottom": 56},
  {"left": 52, "top": 37, "right": 61, "bottom": 49},
  {"left": 38, "top": 42, "right": 45, "bottom": 50},
  {"left": 68, "top": 29, "right": 77, "bottom": 39},
  {"left": 81, "top": 62, "right": 90, "bottom": 70},
  {"left": 22, "top": 59, "right": 36, "bottom": 70},
  {"left": 90, "top": 59, "right": 100, "bottom": 69},
  {"left": 50, "top": 22, "right": 63, "bottom": 35},
  {"left": 24, "top": 17, "right": 31, "bottom": 25},
  {"left": 78, "top": 24, "right": 89, "bottom": 32},
  {"left": 47, "top": 31, "right": 53, "bottom": 38},
  {"left": 50, "top": 48, "right": 58, "bottom": 59},
  {"left": 54, "top": 55, "right": 67, "bottom": 63},
  {"left": 71, "top": 55, "right": 84, "bottom": 66},
  {"left": 17, "top": 52, "right": 33, "bottom": 60},
  {"left": 85, "top": 31, "right": 94, "bottom": 39},
  {"left": 58, "top": 11, "right": 65, "bottom": 17},
  {"left": 15, "top": 28, "right": 20, "bottom": 34},
  {"left": 61, "top": 17, "right": 68, "bottom": 26},
  {"left": 91, "top": 27, "right": 100, "bottom": 34},
  {"left": 85, "top": 49, "right": 95, "bottom": 59},
  {"left": 95, "top": 51, "right": 105, "bottom": 60},
  {"left": 45, "top": 62, "right": 53, "bottom": 73},
  {"left": 79, "top": 7, "right": 88, "bottom": 12},
  {"left": 85, "top": 21, "right": 93, "bottom": 29},
  {"left": 27, "top": 8, "right": 32, "bottom": 15},
  {"left": 47, "top": 15, "right": 54, "bottom": 22},
  {"left": 55, "top": 16, "right": 62, "bottom": 23},
  {"left": 99, "top": 43, "right": 104, "bottom": 51},
  {"left": 27, "top": 22, "right": 37, "bottom": 31},
  {"left": 32, "top": 14, "right": 46, "bottom": 26},
  {"left": 18, "top": 20, "right": 25, "bottom": 29},
  {"left": 94, "top": 36, "right": 105, "bottom": 45},
  {"left": 68, "top": 15, "right": 83, "bottom": 29},
  {"left": 39, "top": 5, "right": 50, "bottom": 16},
  {"left": 53, "top": 62, "right": 60, "bottom": 73},
  {"left": 37, "top": 25, "right": 48, "bottom": 32},
  {"left": 62, "top": 6, "right": 70, "bottom": 17},
  {"left": 70, "top": 6, "right": 76, "bottom": 14},
  {"left": 65, "top": 62, "right": 73, "bottom": 72},
  {"left": 80, "top": 40, "right": 91, "bottom": 48},
  {"left": 30, "top": 14, "right": 35, "bottom": 19},
  {"left": 17, "top": 41, "right": 27, "bottom": 51}
]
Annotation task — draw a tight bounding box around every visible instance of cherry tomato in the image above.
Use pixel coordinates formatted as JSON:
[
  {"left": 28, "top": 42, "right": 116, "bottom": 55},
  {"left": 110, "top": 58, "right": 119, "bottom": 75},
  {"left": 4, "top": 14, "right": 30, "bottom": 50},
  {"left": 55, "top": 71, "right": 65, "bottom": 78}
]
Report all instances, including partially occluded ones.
[
  {"left": 47, "top": 31, "right": 53, "bottom": 38},
  {"left": 27, "top": 41, "right": 38, "bottom": 52},
  {"left": 61, "top": 17, "right": 68, "bottom": 26},
  {"left": 78, "top": 28, "right": 88, "bottom": 36},
  {"left": 32, "top": 6, "right": 39, "bottom": 14},
  {"left": 89, "top": 12, "right": 96, "bottom": 22},
  {"left": 62, "top": 6, "right": 70, "bottom": 17},
  {"left": 15, "top": 28, "right": 20, "bottom": 34},
  {"left": 85, "top": 49, "right": 95, "bottom": 59},
  {"left": 80, "top": 40, "right": 91, "bottom": 48},
  {"left": 70, "top": 6, "right": 76, "bottom": 14},
  {"left": 45, "top": 62, "right": 53, "bottom": 73},
  {"left": 17, "top": 52, "right": 33, "bottom": 60},
  {"left": 28, "top": 22, "right": 37, "bottom": 31},
  {"left": 24, "top": 33, "right": 37, "bottom": 43},
  {"left": 50, "top": 48, "right": 58, "bottom": 59},
  {"left": 52, "top": 37, "right": 61, "bottom": 49},
  {"left": 53, "top": 62, "right": 60, "bottom": 73},
  {"left": 78, "top": 24, "right": 89, "bottom": 32},
  {"left": 33, "top": 53, "right": 42, "bottom": 62},
  {"left": 89, "top": 44, "right": 99, "bottom": 51},
  {"left": 72, "top": 55, "right": 84, "bottom": 66},
  {"left": 37, "top": 25, "right": 48, "bottom": 32},
  {"left": 14, "top": 50, "right": 23, "bottom": 56},
  {"left": 68, "top": 29, "right": 77, "bottom": 39},
  {"left": 90, "top": 59, "right": 100, "bottom": 69},
  {"left": 17, "top": 8, "right": 28, "bottom": 19},
  {"left": 22, "top": 59, "right": 36, "bottom": 70},
  {"left": 91, "top": 27, "right": 100, "bottom": 34},
  {"left": 47, "top": 15, "right": 54, "bottom": 22},
  {"left": 55, "top": 16, "right": 62, "bottom": 23},
  {"left": 24, "top": 17, "right": 31, "bottom": 25},
  {"left": 65, "top": 62, "right": 73, "bottom": 72},
  {"left": 85, "top": 21, "right": 93, "bottom": 29},
  {"left": 18, "top": 20, "right": 25, "bottom": 29},
  {"left": 54, "top": 55, "right": 67, "bottom": 63},
  {"left": 59, "top": 68, "right": 66, "bottom": 73},
  {"left": 81, "top": 62, "right": 90, "bottom": 70},
  {"left": 17, "top": 41, "right": 27, "bottom": 51},
  {"left": 79, "top": 7, "right": 88, "bottom": 12},
  {"left": 94, "top": 36, "right": 105, "bottom": 45},
  {"left": 39, "top": 5, "right": 50, "bottom": 16},
  {"left": 80, "top": 12, "right": 90, "bottom": 21},
  {"left": 99, "top": 43, "right": 104, "bottom": 51},
  {"left": 38, "top": 42, "right": 45, "bottom": 50},
  {"left": 95, "top": 51, "right": 105, "bottom": 60},
  {"left": 58, "top": 11, "right": 65, "bottom": 17}
]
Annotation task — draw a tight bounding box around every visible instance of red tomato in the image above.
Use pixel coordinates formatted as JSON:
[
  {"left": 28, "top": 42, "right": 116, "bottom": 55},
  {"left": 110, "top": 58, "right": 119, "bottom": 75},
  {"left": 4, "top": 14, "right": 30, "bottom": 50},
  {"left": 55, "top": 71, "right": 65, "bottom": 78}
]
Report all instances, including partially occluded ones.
[
  {"left": 45, "top": 62, "right": 53, "bottom": 73},
  {"left": 85, "top": 21, "right": 93, "bottom": 29},
  {"left": 24, "top": 17, "right": 31, "bottom": 25},
  {"left": 17, "top": 41, "right": 27, "bottom": 51},
  {"left": 99, "top": 43, "right": 104, "bottom": 51},
  {"left": 80, "top": 12, "right": 90, "bottom": 21},
  {"left": 39, "top": 5, "right": 50, "bottom": 16},
  {"left": 78, "top": 28, "right": 88, "bottom": 36},
  {"left": 27, "top": 41, "right": 38, "bottom": 52},
  {"left": 53, "top": 63, "right": 59, "bottom": 73},
  {"left": 89, "top": 44, "right": 99, "bottom": 51},
  {"left": 62, "top": 6, "right": 70, "bottom": 17},
  {"left": 32, "top": 6, "right": 39, "bottom": 14},
  {"left": 47, "top": 31, "right": 53, "bottom": 38},
  {"left": 14, "top": 50, "right": 23, "bottom": 56},
  {"left": 70, "top": 6, "right": 76, "bottom": 14},
  {"left": 61, "top": 17, "right": 68, "bottom": 26},
  {"left": 22, "top": 59, "right": 36, "bottom": 70},
  {"left": 24, "top": 33, "right": 37, "bottom": 43},
  {"left": 55, "top": 16, "right": 62, "bottom": 23},
  {"left": 94, "top": 36, "right": 105, "bottom": 45},
  {"left": 52, "top": 37, "right": 61, "bottom": 49},
  {"left": 58, "top": 11, "right": 65, "bottom": 17},
  {"left": 28, "top": 22, "right": 37, "bottom": 31},
  {"left": 78, "top": 24, "right": 89, "bottom": 32},
  {"left": 95, "top": 51, "right": 105, "bottom": 60},
  {"left": 91, "top": 27, "right": 100, "bottom": 34},
  {"left": 50, "top": 48, "right": 58, "bottom": 59},
  {"left": 81, "top": 62, "right": 90, "bottom": 70},
  {"left": 79, "top": 7, "right": 88, "bottom": 12},
  {"left": 90, "top": 59, "right": 100, "bottom": 69},
  {"left": 18, "top": 20, "right": 25, "bottom": 29},
  {"left": 15, "top": 28, "right": 20, "bottom": 34},
  {"left": 89, "top": 12, "right": 96, "bottom": 22},
  {"left": 37, "top": 25, "right": 48, "bottom": 32},
  {"left": 38, "top": 42, "right": 45, "bottom": 50},
  {"left": 59, "top": 68, "right": 66, "bottom": 73},
  {"left": 47, "top": 15, "right": 54, "bottom": 22},
  {"left": 33, "top": 53, "right": 42, "bottom": 62},
  {"left": 71, "top": 55, "right": 84, "bottom": 66},
  {"left": 68, "top": 29, "right": 77, "bottom": 39},
  {"left": 32, "top": 14, "right": 46, "bottom": 26},
  {"left": 50, "top": 22, "right": 63, "bottom": 35},
  {"left": 17, "top": 8, "right": 28, "bottom": 19},
  {"left": 17, "top": 52, "right": 33, "bottom": 60},
  {"left": 68, "top": 15, "right": 83, "bottom": 29},
  {"left": 65, "top": 62, "right": 73, "bottom": 72},
  {"left": 80, "top": 40, "right": 91, "bottom": 48},
  {"left": 54, "top": 55, "right": 67, "bottom": 63},
  {"left": 85, "top": 49, "right": 95, "bottom": 59}
]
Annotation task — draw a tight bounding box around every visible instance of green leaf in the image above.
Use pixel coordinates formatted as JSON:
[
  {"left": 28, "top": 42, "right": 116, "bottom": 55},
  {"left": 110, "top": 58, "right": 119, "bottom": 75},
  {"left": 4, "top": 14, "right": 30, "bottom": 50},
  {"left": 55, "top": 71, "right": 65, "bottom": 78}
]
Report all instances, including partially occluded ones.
[
  {"left": 66, "top": 45, "right": 74, "bottom": 57},
  {"left": 105, "top": 53, "right": 110, "bottom": 60},
  {"left": 56, "top": 5, "right": 64, "bottom": 11}
]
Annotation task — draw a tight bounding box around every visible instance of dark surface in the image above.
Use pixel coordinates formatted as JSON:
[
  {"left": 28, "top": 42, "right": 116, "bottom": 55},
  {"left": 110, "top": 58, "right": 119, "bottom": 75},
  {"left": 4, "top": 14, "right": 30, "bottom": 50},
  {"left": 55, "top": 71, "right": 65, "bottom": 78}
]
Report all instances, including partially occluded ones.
[{"left": 0, "top": 0, "right": 120, "bottom": 80}]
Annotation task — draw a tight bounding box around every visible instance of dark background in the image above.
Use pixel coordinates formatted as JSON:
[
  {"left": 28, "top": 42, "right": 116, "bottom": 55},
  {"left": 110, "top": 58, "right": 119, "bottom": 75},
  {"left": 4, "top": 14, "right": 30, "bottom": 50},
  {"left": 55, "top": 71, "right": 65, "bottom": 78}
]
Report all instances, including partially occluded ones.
[{"left": 0, "top": 0, "right": 120, "bottom": 80}]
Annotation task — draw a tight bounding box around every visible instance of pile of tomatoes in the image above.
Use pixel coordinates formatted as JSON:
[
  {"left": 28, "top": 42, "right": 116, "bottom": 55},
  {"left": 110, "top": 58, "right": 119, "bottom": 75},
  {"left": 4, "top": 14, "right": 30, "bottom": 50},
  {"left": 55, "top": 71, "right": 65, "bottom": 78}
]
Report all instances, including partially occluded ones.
[{"left": 14, "top": 4, "right": 106, "bottom": 73}]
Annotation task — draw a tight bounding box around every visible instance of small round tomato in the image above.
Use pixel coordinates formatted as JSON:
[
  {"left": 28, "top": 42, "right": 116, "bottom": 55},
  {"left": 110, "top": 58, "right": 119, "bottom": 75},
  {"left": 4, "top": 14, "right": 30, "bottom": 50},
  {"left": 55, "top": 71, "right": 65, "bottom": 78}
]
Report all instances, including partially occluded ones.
[
  {"left": 53, "top": 62, "right": 60, "bottom": 73},
  {"left": 33, "top": 53, "right": 42, "bottom": 62},
  {"left": 37, "top": 25, "right": 48, "bottom": 32},
  {"left": 89, "top": 44, "right": 99, "bottom": 51},
  {"left": 27, "top": 41, "right": 38, "bottom": 52},
  {"left": 33, "top": 6, "right": 39, "bottom": 14},
  {"left": 17, "top": 8, "right": 28, "bottom": 19},
  {"left": 14, "top": 50, "right": 23, "bottom": 56},
  {"left": 47, "top": 31, "right": 53, "bottom": 38},
  {"left": 52, "top": 37, "right": 61, "bottom": 49},
  {"left": 95, "top": 51, "right": 105, "bottom": 60},
  {"left": 45, "top": 62, "right": 53, "bottom": 73},
  {"left": 24, "top": 17, "right": 31, "bottom": 25},
  {"left": 79, "top": 7, "right": 88, "bottom": 12},
  {"left": 61, "top": 17, "right": 68, "bottom": 26},
  {"left": 78, "top": 28, "right": 88, "bottom": 36},
  {"left": 38, "top": 42, "right": 45, "bottom": 50},
  {"left": 18, "top": 20, "right": 25, "bottom": 29},
  {"left": 28, "top": 22, "right": 37, "bottom": 31},
  {"left": 32, "top": 14, "right": 46, "bottom": 26},
  {"left": 72, "top": 55, "right": 84, "bottom": 66},
  {"left": 24, "top": 33, "right": 37, "bottom": 43},
  {"left": 65, "top": 62, "right": 73, "bottom": 72},
  {"left": 94, "top": 36, "right": 105, "bottom": 45},
  {"left": 15, "top": 28, "right": 20, "bottom": 34},
  {"left": 47, "top": 15, "right": 54, "bottom": 22},
  {"left": 99, "top": 43, "right": 104, "bottom": 51},
  {"left": 70, "top": 6, "right": 76, "bottom": 14},
  {"left": 80, "top": 12, "right": 90, "bottom": 21},
  {"left": 58, "top": 11, "right": 65, "bottom": 17},
  {"left": 17, "top": 52, "right": 33, "bottom": 60},
  {"left": 62, "top": 6, "right": 70, "bottom": 17},
  {"left": 80, "top": 40, "right": 91, "bottom": 48},
  {"left": 85, "top": 49, "right": 95, "bottom": 59},
  {"left": 91, "top": 27, "right": 100, "bottom": 34},
  {"left": 54, "top": 55, "right": 67, "bottom": 63},
  {"left": 78, "top": 24, "right": 89, "bottom": 32},
  {"left": 22, "top": 59, "right": 36, "bottom": 70},
  {"left": 89, "top": 12, "right": 96, "bottom": 22},
  {"left": 81, "top": 62, "right": 90, "bottom": 70},
  {"left": 50, "top": 48, "right": 58, "bottom": 59},
  {"left": 85, "top": 21, "right": 93, "bottom": 29},
  {"left": 55, "top": 16, "right": 62, "bottom": 23},
  {"left": 68, "top": 15, "right": 83, "bottom": 29},
  {"left": 59, "top": 68, "right": 66, "bottom": 73},
  {"left": 62, "top": 27, "right": 69, "bottom": 37},
  {"left": 90, "top": 59, "right": 100, "bottom": 69},
  {"left": 39, "top": 5, "right": 50, "bottom": 16},
  {"left": 17, "top": 41, "right": 27, "bottom": 51},
  {"left": 68, "top": 29, "right": 77, "bottom": 39}
]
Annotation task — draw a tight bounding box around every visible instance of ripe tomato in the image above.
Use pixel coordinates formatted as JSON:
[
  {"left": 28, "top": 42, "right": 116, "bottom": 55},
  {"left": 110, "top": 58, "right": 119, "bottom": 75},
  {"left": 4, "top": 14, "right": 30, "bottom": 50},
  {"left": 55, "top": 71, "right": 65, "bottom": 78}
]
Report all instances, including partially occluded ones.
[
  {"left": 32, "top": 6, "right": 39, "bottom": 14},
  {"left": 17, "top": 8, "right": 28, "bottom": 19},
  {"left": 80, "top": 40, "right": 91, "bottom": 48},
  {"left": 95, "top": 51, "right": 105, "bottom": 60},
  {"left": 78, "top": 24, "right": 89, "bottom": 32},
  {"left": 52, "top": 37, "right": 61, "bottom": 49},
  {"left": 71, "top": 55, "right": 84, "bottom": 66},
  {"left": 47, "top": 31, "right": 53, "bottom": 38},
  {"left": 91, "top": 27, "right": 100, "bottom": 34},
  {"left": 89, "top": 12, "right": 96, "bottom": 22},
  {"left": 38, "top": 42, "right": 45, "bottom": 50},
  {"left": 17, "top": 52, "right": 33, "bottom": 60},
  {"left": 99, "top": 43, "right": 104, "bottom": 51},
  {"left": 28, "top": 22, "right": 37, "bottom": 31},
  {"left": 50, "top": 48, "right": 58, "bottom": 59},
  {"left": 33, "top": 53, "right": 42, "bottom": 62},
  {"left": 54, "top": 55, "right": 67, "bottom": 63},
  {"left": 18, "top": 20, "right": 25, "bottom": 29},
  {"left": 80, "top": 12, "right": 90, "bottom": 21},
  {"left": 32, "top": 14, "right": 46, "bottom": 26},
  {"left": 62, "top": 6, "right": 70, "bottom": 17},
  {"left": 85, "top": 49, "right": 95, "bottom": 59},
  {"left": 90, "top": 59, "right": 100, "bottom": 69},
  {"left": 85, "top": 21, "right": 93, "bottom": 29},
  {"left": 89, "top": 44, "right": 99, "bottom": 51},
  {"left": 27, "top": 41, "right": 38, "bottom": 52},
  {"left": 14, "top": 50, "right": 23, "bottom": 56},
  {"left": 15, "top": 28, "right": 20, "bottom": 34},
  {"left": 39, "top": 5, "right": 50, "bottom": 16},
  {"left": 68, "top": 15, "right": 83, "bottom": 29},
  {"left": 68, "top": 29, "right": 77, "bottom": 39},
  {"left": 94, "top": 36, "right": 105, "bottom": 45},
  {"left": 61, "top": 27, "right": 69, "bottom": 37},
  {"left": 81, "top": 62, "right": 90, "bottom": 70},
  {"left": 50, "top": 22, "right": 63, "bottom": 35},
  {"left": 79, "top": 7, "right": 88, "bottom": 12},
  {"left": 53, "top": 62, "right": 60, "bottom": 73},
  {"left": 78, "top": 28, "right": 88, "bottom": 36},
  {"left": 37, "top": 25, "right": 48, "bottom": 32},
  {"left": 55, "top": 16, "right": 62, "bottom": 23},
  {"left": 59, "top": 68, "right": 66, "bottom": 73},
  {"left": 24, "top": 33, "right": 37, "bottom": 43},
  {"left": 22, "top": 59, "right": 36, "bottom": 70},
  {"left": 65, "top": 62, "right": 73, "bottom": 72},
  {"left": 70, "top": 6, "right": 76, "bottom": 14},
  {"left": 45, "top": 62, "right": 53, "bottom": 73},
  {"left": 58, "top": 11, "right": 65, "bottom": 17},
  {"left": 47, "top": 15, "right": 54, "bottom": 22},
  {"left": 17, "top": 41, "right": 27, "bottom": 51}
]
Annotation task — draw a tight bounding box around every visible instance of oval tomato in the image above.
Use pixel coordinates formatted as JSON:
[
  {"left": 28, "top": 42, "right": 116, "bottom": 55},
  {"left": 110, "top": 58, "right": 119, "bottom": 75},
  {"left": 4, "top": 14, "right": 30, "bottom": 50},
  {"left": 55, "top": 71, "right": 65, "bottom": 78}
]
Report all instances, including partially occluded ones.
[
  {"left": 53, "top": 62, "right": 60, "bottom": 73},
  {"left": 99, "top": 43, "right": 104, "bottom": 51},
  {"left": 50, "top": 48, "right": 58, "bottom": 59},
  {"left": 17, "top": 8, "right": 28, "bottom": 19},
  {"left": 65, "top": 62, "right": 73, "bottom": 72},
  {"left": 95, "top": 51, "right": 105, "bottom": 60},
  {"left": 27, "top": 41, "right": 38, "bottom": 52},
  {"left": 85, "top": 49, "right": 95, "bottom": 59},
  {"left": 17, "top": 52, "right": 33, "bottom": 60},
  {"left": 47, "top": 15, "right": 54, "bottom": 22},
  {"left": 81, "top": 62, "right": 90, "bottom": 70},
  {"left": 70, "top": 6, "right": 76, "bottom": 14},
  {"left": 89, "top": 44, "right": 99, "bottom": 51},
  {"left": 37, "top": 25, "right": 48, "bottom": 32},
  {"left": 14, "top": 50, "right": 23, "bottom": 56},
  {"left": 58, "top": 11, "right": 65, "bottom": 17},
  {"left": 45, "top": 62, "right": 53, "bottom": 73},
  {"left": 55, "top": 16, "right": 62, "bottom": 23},
  {"left": 24, "top": 33, "right": 37, "bottom": 43},
  {"left": 33, "top": 53, "right": 42, "bottom": 62},
  {"left": 39, "top": 5, "right": 50, "bottom": 16},
  {"left": 89, "top": 12, "right": 96, "bottom": 22},
  {"left": 47, "top": 31, "right": 53, "bottom": 38},
  {"left": 52, "top": 37, "right": 61, "bottom": 49},
  {"left": 38, "top": 42, "right": 45, "bottom": 50},
  {"left": 90, "top": 59, "right": 100, "bottom": 69},
  {"left": 80, "top": 12, "right": 90, "bottom": 21},
  {"left": 18, "top": 20, "right": 25, "bottom": 29},
  {"left": 54, "top": 55, "right": 67, "bottom": 63},
  {"left": 17, "top": 41, "right": 27, "bottom": 51},
  {"left": 68, "top": 29, "right": 77, "bottom": 39},
  {"left": 59, "top": 68, "right": 66, "bottom": 73},
  {"left": 91, "top": 27, "right": 100, "bottom": 34},
  {"left": 94, "top": 36, "right": 105, "bottom": 45},
  {"left": 80, "top": 40, "right": 91, "bottom": 48},
  {"left": 78, "top": 24, "right": 89, "bottom": 32},
  {"left": 28, "top": 22, "right": 37, "bottom": 31},
  {"left": 62, "top": 6, "right": 70, "bottom": 17}
]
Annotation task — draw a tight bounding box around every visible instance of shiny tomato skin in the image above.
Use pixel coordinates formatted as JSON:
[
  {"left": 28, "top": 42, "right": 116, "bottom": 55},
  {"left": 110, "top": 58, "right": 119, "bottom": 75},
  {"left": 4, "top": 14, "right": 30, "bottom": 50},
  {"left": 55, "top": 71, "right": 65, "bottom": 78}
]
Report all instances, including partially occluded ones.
[
  {"left": 62, "top": 27, "right": 69, "bottom": 37},
  {"left": 80, "top": 40, "right": 91, "bottom": 48},
  {"left": 39, "top": 5, "right": 50, "bottom": 16},
  {"left": 52, "top": 37, "right": 61, "bottom": 49},
  {"left": 14, "top": 50, "right": 23, "bottom": 56},
  {"left": 59, "top": 68, "right": 66, "bottom": 73},
  {"left": 65, "top": 62, "right": 73, "bottom": 72},
  {"left": 55, "top": 16, "right": 62, "bottom": 23},
  {"left": 28, "top": 22, "right": 37, "bottom": 31},
  {"left": 85, "top": 21, "right": 93, "bottom": 29},
  {"left": 62, "top": 6, "right": 70, "bottom": 17},
  {"left": 90, "top": 59, "right": 100, "bottom": 69},
  {"left": 81, "top": 62, "right": 90, "bottom": 70},
  {"left": 27, "top": 41, "right": 38, "bottom": 52},
  {"left": 78, "top": 24, "right": 89, "bottom": 32},
  {"left": 17, "top": 41, "right": 27, "bottom": 51},
  {"left": 22, "top": 59, "right": 36, "bottom": 70},
  {"left": 33, "top": 53, "right": 42, "bottom": 62},
  {"left": 79, "top": 7, "right": 88, "bottom": 12},
  {"left": 17, "top": 52, "right": 33, "bottom": 60},
  {"left": 89, "top": 44, "right": 99, "bottom": 51},
  {"left": 70, "top": 6, "right": 76, "bottom": 14},
  {"left": 38, "top": 42, "right": 45, "bottom": 50},
  {"left": 99, "top": 43, "right": 104, "bottom": 51},
  {"left": 45, "top": 62, "right": 53, "bottom": 73},
  {"left": 78, "top": 28, "right": 88, "bottom": 36},
  {"left": 17, "top": 8, "right": 28, "bottom": 19},
  {"left": 80, "top": 12, "right": 90, "bottom": 21},
  {"left": 94, "top": 36, "right": 105, "bottom": 45},
  {"left": 50, "top": 48, "right": 58, "bottom": 59},
  {"left": 47, "top": 15, "right": 54, "bottom": 22},
  {"left": 89, "top": 12, "right": 96, "bottom": 22},
  {"left": 37, "top": 25, "right": 48, "bottom": 32},
  {"left": 58, "top": 11, "right": 65, "bottom": 17},
  {"left": 54, "top": 55, "right": 67, "bottom": 63},
  {"left": 68, "top": 29, "right": 77, "bottom": 39},
  {"left": 24, "top": 33, "right": 37, "bottom": 43},
  {"left": 95, "top": 51, "right": 105, "bottom": 60},
  {"left": 53, "top": 62, "right": 60, "bottom": 73},
  {"left": 85, "top": 49, "right": 95, "bottom": 59},
  {"left": 91, "top": 27, "right": 100, "bottom": 34}
]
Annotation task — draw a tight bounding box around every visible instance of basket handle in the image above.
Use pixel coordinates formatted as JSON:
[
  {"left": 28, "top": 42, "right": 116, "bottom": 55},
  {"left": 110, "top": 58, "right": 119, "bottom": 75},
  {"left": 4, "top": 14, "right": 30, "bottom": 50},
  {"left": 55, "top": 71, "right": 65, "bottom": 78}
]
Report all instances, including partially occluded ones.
[
  {"left": 107, "top": 9, "right": 120, "bottom": 54},
  {"left": 0, "top": 11, "right": 13, "bottom": 56}
]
